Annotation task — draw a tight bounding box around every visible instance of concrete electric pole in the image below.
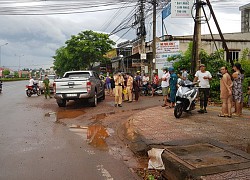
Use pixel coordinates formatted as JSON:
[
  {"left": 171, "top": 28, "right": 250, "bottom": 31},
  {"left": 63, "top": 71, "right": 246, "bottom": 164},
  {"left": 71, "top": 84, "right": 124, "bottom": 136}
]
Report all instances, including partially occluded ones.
[
  {"left": 152, "top": 0, "right": 157, "bottom": 77},
  {"left": 191, "top": 0, "right": 202, "bottom": 74},
  {"left": 139, "top": 0, "right": 146, "bottom": 73}
]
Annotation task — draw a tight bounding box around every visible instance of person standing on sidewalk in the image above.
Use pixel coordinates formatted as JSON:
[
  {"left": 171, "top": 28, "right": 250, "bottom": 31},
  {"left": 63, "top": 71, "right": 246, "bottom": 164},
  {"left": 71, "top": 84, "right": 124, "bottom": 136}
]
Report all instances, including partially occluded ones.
[
  {"left": 218, "top": 66, "right": 233, "bottom": 117},
  {"left": 232, "top": 63, "right": 244, "bottom": 116},
  {"left": 133, "top": 72, "right": 140, "bottom": 101},
  {"left": 110, "top": 76, "right": 115, "bottom": 96},
  {"left": 161, "top": 67, "right": 170, "bottom": 107},
  {"left": 43, "top": 74, "right": 52, "bottom": 99},
  {"left": 247, "top": 85, "right": 250, "bottom": 108},
  {"left": 105, "top": 75, "right": 112, "bottom": 95},
  {"left": 142, "top": 73, "right": 149, "bottom": 95},
  {"left": 193, "top": 64, "right": 212, "bottom": 113},
  {"left": 151, "top": 72, "right": 159, "bottom": 96},
  {"left": 180, "top": 67, "right": 188, "bottom": 81},
  {"left": 168, "top": 67, "right": 178, "bottom": 108},
  {"left": 126, "top": 73, "right": 133, "bottom": 103},
  {"left": 114, "top": 72, "right": 124, "bottom": 107}
]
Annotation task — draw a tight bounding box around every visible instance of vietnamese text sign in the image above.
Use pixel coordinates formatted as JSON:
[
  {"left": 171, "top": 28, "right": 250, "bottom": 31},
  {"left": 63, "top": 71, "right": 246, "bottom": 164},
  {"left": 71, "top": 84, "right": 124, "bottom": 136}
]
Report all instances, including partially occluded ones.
[
  {"left": 156, "top": 53, "right": 180, "bottom": 65},
  {"left": 156, "top": 52, "right": 180, "bottom": 78},
  {"left": 171, "top": 0, "right": 193, "bottom": 18},
  {"left": 156, "top": 41, "right": 180, "bottom": 53}
]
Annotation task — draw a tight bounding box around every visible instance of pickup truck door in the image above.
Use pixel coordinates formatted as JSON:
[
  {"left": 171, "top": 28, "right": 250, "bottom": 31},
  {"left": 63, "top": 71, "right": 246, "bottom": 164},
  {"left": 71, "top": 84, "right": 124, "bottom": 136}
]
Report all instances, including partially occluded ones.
[{"left": 93, "top": 72, "right": 104, "bottom": 94}]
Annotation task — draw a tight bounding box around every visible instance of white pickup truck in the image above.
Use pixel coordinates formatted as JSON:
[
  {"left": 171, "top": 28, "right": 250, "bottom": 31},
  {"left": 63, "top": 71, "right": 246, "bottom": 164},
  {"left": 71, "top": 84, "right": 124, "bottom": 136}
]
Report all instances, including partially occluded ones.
[{"left": 54, "top": 71, "right": 105, "bottom": 107}]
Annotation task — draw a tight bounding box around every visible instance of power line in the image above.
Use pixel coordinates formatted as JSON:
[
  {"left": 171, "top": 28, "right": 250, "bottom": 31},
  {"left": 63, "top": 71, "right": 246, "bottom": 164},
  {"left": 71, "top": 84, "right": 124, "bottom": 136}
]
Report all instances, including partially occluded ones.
[
  {"left": 115, "top": 27, "right": 134, "bottom": 43},
  {"left": 0, "top": 1, "right": 136, "bottom": 15},
  {"left": 100, "top": 0, "right": 135, "bottom": 32},
  {"left": 0, "top": 5, "right": 136, "bottom": 15}
]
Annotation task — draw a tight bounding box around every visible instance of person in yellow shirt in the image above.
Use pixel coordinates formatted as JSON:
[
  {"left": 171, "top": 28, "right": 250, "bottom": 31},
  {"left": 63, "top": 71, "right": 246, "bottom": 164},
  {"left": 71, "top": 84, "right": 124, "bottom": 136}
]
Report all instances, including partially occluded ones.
[
  {"left": 126, "top": 73, "right": 133, "bottom": 103},
  {"left": 114, "top": 72, "right": 124, "bottom": 107}
]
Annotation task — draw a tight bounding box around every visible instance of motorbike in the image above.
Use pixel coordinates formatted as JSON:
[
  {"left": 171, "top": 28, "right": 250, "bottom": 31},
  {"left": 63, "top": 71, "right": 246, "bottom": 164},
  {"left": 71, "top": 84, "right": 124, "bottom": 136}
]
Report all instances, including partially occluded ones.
[
  {"left": 0, "top": 81, "right": 2, "bottom": 93},
  {"left": 26, "top": 83, "right": 41, "bottom": 97},
  {"left": 174, "top": 80, "right": 199, "bottom": 118},
  {"left": 141, "top": 84, "right": 162, "bottom": 96}
]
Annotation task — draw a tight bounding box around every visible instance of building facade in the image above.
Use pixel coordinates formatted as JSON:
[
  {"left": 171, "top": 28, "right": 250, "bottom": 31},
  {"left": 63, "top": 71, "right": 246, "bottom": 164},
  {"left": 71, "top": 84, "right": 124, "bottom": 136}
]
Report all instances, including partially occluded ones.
[
  {"left": 240, "top": 3, "right": 250, "bottom": 33},
  {"left": 174, "top": 32, "right": 250, "bottom": 62}
]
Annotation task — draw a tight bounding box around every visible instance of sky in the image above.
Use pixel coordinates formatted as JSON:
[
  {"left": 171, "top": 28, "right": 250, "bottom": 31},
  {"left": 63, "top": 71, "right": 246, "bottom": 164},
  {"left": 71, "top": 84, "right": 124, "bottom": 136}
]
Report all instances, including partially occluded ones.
[{"left": 0, "top": 0, "right": 247, "bottom": 71}]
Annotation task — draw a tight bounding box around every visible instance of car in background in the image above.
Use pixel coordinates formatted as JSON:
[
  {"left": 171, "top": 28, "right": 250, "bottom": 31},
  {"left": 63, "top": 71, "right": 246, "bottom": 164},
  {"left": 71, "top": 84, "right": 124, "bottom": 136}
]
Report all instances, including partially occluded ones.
[{"left": 38, "top": 74, "right": 56, "bottom": 94}]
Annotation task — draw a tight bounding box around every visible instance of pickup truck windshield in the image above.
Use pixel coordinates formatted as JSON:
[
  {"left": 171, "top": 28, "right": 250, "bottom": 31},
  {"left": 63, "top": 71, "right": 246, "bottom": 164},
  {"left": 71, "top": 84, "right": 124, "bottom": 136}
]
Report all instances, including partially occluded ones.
[
  {"left": 64, "top": 72, "right": 90, "bottom": 78},
  {"left": 41, "top": 75, "right": 56, "bottom": 80}
]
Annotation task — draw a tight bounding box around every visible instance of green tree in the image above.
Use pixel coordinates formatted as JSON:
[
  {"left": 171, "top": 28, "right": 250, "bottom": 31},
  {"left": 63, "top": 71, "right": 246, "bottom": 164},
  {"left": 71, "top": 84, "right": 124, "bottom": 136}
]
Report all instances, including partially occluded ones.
[
  {"left": 239, "top": 48, "right": 250, "bottom": 77},
  {"left": 53, "top": 30, "right": 115, "bottom": 77},
  {"left": 168, "top": 42, "right": 193, "bottom": 72},
  {"left": 3, "top": 69, "right": 10, "bottom": 77},
  {"left": 14, "top": 71, "right": 19, "bottom": 78},
  {"left": 238, "top": 48, "right": 250, "bottom": 102},
  {"left": 169, "top": 43, "right": 231, "bottom": 102}
]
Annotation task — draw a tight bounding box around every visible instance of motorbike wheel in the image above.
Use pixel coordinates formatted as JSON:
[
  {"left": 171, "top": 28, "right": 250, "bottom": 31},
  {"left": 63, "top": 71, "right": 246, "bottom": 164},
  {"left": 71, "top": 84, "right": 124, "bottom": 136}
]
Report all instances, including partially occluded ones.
[
  {"left": 37, "top": 90, "right": 41, "bottom": 96},
  {"left": 174, "top": 103, "right": 183, "bottom": 118},
  {"left": 26, "top": 90, "right": 32, "bottom": 97}
]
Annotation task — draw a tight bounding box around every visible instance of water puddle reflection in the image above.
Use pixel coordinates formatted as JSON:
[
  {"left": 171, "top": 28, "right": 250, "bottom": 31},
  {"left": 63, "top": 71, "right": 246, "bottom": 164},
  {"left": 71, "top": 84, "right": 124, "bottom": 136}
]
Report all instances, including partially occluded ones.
[
  {"left": 45, "top": 110, "right": 86, "bottom": 120},
  {"left": 69, "top": 124, "right": 112, "bottom": 150},
  {"left": 57, "top": 110, "right": 86, "bottom": 119}
]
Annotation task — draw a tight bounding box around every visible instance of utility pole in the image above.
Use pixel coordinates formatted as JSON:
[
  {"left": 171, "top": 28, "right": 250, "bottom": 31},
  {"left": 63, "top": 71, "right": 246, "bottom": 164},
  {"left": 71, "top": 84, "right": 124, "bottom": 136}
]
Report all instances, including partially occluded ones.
[
  {"left": 0, "top": 43, "right": 8, "bottom": 67},
  {"left": 139, "top": 0, "right": 146, "bottom": 73},
  {"left": 192, "top": 0, "right": 202, "bottom": 74},
  {"left": 152, "top": 0, "right": 157, "bottom": 77}
]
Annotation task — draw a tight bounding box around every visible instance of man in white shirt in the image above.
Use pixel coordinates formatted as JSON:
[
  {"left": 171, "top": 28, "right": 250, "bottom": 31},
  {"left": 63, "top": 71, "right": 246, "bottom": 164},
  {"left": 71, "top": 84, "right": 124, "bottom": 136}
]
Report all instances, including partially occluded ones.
[
  {"left": 161, "top": 67, "right": 170, "bottom": 107},
  {"left": 142, "top": 73, "right": 149, "bottom": 95},
  {"left": 29, "top": 77, "right": 35, "bottom": 86},
  {"left": 193, "top": 64, "right": 212, "bottom": 113}
]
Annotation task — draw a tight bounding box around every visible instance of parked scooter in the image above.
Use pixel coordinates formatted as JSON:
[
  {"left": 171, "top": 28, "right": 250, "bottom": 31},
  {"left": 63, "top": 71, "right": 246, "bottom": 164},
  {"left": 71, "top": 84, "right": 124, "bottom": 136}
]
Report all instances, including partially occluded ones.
[
  {"left": 26, "top": 83, "right": 41, "bottom": 97},
  {"left": 140, "top": 84, "right": 162, "bottom": 96},
  {"left": 174, "top": 80, "right": 199, "bottom": 118},
  {"left": 0, "top": 80, "right": 2, "bottom": 93}
]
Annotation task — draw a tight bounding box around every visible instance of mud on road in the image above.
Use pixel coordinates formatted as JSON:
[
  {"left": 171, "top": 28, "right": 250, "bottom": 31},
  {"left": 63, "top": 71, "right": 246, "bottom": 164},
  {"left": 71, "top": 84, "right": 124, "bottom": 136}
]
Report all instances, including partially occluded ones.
[{"left": 35, "top": 94, "right": 164, "bottom": 178}]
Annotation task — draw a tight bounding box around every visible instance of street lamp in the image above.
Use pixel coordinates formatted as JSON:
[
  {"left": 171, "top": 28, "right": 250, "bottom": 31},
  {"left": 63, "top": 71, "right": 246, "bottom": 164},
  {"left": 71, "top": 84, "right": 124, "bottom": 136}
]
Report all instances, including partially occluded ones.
[
  {"left": 15, "top": 54, "right": 24, "bottom": 71},
  {"left": 0, "top": 43, "right": 8, "bottom": 67}
]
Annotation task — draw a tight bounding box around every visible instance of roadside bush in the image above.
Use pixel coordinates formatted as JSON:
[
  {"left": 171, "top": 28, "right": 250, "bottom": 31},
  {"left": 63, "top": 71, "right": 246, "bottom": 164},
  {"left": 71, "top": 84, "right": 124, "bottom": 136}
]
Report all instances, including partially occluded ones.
[{"left": 1, "top": 78, "right": 29, "bottom": 82}]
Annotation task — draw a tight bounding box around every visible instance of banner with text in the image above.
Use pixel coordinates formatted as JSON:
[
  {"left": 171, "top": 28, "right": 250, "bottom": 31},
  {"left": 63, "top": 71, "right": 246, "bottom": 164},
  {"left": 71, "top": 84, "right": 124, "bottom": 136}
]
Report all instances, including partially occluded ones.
[
  {"left": 171, "top": 0, "right": 193, "bottom": 18},
  {"left": 156, "top": 41, "right": 180, "bottom": 53},
  {"left": 156, "top": 40, "right": 180, "bottom": 77}
]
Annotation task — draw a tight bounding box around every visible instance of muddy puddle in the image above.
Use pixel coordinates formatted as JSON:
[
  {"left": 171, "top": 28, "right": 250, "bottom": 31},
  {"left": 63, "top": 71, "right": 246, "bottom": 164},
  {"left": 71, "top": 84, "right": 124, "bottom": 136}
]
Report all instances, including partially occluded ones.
[
  {"left": 45, "top": 110, "right": 86, "bottom": 120},
  {"left": 69, "top": 124, "right": 113, "bottom": 150},
  {"left": 57, "top": 110, "right": 86, "bottom": 119}
]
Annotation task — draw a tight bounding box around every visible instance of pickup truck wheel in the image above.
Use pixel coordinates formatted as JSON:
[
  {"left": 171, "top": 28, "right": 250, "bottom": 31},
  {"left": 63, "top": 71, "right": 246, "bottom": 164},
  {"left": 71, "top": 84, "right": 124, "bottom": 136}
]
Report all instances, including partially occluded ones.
[
  {"left": 101, "top": 90, "right": 105, "bottom": 100},
  {"left": 57, "top": 99, "right": 66, "bottom": 107},
  {"left": 89, "top": 92, "right": 97, "bottom": 107}
]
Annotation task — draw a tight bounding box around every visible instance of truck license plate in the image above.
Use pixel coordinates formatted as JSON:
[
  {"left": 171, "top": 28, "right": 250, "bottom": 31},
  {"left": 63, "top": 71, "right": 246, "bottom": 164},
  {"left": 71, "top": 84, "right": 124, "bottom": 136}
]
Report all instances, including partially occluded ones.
[{"left": 67, "top": 94, "right": 77, "bottom": 97}]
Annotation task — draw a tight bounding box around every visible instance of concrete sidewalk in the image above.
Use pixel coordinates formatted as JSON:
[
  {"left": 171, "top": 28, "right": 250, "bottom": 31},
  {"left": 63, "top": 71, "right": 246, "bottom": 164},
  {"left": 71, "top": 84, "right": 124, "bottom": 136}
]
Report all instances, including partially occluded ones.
[{"left": 123, "top": 105, "right": 250, "bottom": 179}]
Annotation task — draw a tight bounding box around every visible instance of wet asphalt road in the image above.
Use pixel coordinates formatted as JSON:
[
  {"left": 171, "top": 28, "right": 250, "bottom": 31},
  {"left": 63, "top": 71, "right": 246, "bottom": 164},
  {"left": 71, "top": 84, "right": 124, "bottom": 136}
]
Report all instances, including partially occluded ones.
[{"left": 0, "top": 81, "right": 139, "bottom": 180}]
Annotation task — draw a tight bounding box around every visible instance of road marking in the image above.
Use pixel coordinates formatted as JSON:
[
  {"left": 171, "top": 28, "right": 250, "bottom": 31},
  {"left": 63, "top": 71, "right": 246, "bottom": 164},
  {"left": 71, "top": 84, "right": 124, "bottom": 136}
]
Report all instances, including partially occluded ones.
[{"left": 97, "top": 165, "right": 113, "bottom": 180}]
